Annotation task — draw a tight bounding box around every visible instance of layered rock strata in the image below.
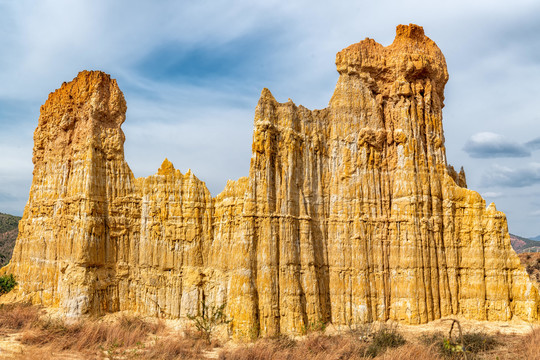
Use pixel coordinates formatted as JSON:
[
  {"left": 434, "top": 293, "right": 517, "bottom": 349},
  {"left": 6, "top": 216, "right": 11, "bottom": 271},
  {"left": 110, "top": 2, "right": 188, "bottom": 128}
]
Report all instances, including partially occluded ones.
[{"left": 2, "top": 24, "right": 539, "bottom": 337}]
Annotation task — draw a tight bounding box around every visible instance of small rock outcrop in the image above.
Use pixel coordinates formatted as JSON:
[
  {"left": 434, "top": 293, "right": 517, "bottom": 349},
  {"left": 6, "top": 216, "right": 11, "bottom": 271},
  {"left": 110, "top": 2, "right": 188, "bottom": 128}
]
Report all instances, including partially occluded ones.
[{"left": 1, "top": 24, "right": 538, "bottom": 337}]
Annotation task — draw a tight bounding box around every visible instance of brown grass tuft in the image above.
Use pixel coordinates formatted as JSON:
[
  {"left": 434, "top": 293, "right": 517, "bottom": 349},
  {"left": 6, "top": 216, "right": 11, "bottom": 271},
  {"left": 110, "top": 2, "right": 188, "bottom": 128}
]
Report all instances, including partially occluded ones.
[
  {"left": 21, "top": 314, "right": 162, "bottom": 351},
  {"left": 15, "top": 314, "right": 165, "bottom": 358},
  {"left": 375, "top": 343, "right": 442, "bottom": 360},
  {"left": 142, "top": 334, "right": 211, "bottom": 360},
  {"left": 0, "top": 303, "right": 40, "bottom": 333},
  {"left": 515, "top": 327, "right": 540, "bottom": 360},
  {"left": 219, "top": 333, "right": 370, "bottom": 360}
]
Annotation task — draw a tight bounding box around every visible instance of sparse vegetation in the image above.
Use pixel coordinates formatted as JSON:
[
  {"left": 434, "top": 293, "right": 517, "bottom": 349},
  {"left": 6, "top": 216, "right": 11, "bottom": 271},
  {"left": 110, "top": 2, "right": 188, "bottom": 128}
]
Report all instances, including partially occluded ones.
[
  {"left": 0, "top": 213, "right": 20, "bottom": 233},
  {"left": 0, "top": 303, "right": 537, "bottom": 359},
  {"left": 0, "top": 273, "right": 17, "bottom": 295},
  {"left": 144, "top": 331, "right": 213, "bottom": 360},
  {"left": 218, "top": 332, "right": 368, "bottom": 360},
  {"left": 19, "top": 313, "right": 165, "bottom": 358},
  {"left": 0, "top": 303, "right": 40, "bottom": 334},
  {"left": 421, "top": 323, "right": 498, "bottom": 359},
  {"left": 0, "top": 304, "right": 171, "bottom": 358},
  {"left": 365, "top": 324, "right": 406, "bottom": 357},
  {"left": 518, "top": 252, "right": 540, "bottom": 285},
  {"left": 301, "top": 317, "right": 328, "bottom": 334},
  {"left": 510, "top": 233, "right": 540, "bottom": 253},
  {"left": 515, "top": 327, "right": 540, "bottom": 360},
  {"left": 461, "top": 331, "right": 498, "bottom": 354},
  {"left": 0, "top": 212, "right": 20, "bottom": 267},
  {"left": 187, "top": 301, "right": 231, "bottom": 343}
]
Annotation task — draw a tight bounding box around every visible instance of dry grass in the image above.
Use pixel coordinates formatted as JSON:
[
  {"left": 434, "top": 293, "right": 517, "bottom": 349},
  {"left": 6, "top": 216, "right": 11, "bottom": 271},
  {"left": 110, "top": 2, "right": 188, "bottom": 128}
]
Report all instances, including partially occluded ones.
[
  {"left": 514, "top": 327, "right": 540, "bottom": 360},
  {"left": 21, "top": 314, "right": 163, "bottom": 353},
  {"left": 142, "top": 334, "right": 211, "bottom": 360},
  {"left": 0, "top": 303, "right": 538, "bottom": 360},
  {"left": 0, "top": 303, "right": 41, "bottom": 334},
  {"left": 376, "top": 343, "right": 443, "bottom": 359},
  {"left": 421, "top": 330, "right": 499, "bottom": 359},
  {"left": 219, "top": 333, "right": 370, "bottom": 360},
  {"left": 218, "top": 333, "right": 442, "bottom": 360},
  {"left": 518, "top": 252, "right": 540, "bottom": 286},
  {"left": 0, "top": 304, "right": 167, "bottom": 358},
  {"left": 0, "top": 304, "right": 214, "bottom": 359}
]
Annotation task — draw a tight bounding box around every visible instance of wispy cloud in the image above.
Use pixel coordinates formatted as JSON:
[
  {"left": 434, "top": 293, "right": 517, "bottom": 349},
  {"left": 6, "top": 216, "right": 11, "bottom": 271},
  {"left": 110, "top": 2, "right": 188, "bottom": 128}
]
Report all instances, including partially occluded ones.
[
  {"left": 482, "top": 163, "right": 540, "bottom": 187},
  {"left": 463, "top": 132, "right": 530, "bottom": 158},
  {"left": 481, "top": 191, "right": 503, "bottom": 198},
  {"left": 526, "top": 137, "right": 540, "bottom": 150}
]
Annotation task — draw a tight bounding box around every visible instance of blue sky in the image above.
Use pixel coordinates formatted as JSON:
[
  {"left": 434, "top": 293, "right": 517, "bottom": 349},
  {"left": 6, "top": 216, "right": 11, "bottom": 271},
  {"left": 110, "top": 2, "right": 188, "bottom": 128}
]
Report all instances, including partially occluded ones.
[{"left": 1, "top": 0, "right": 540, "bottom": 236}]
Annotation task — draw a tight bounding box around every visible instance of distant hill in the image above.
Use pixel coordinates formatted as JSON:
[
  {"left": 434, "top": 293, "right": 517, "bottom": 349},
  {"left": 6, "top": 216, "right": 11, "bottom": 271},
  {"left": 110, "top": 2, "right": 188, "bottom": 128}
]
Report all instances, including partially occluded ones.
[
  {"left": 0, "top": 212, "right": 21, "bottom": 266},
  {"left": 531, "top": 235, "right": 540, "bottom": 241},
  {"left": 510, "top": 233, "right": 540, "bottom": 253},
  {"left": 518, "top": 252, "right": 540, "bottom": 286}
]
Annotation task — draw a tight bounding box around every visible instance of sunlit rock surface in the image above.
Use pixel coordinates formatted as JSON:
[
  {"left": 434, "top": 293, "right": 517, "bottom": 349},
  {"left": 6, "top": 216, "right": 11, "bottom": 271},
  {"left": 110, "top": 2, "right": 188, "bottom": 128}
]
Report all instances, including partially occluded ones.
[{"left": 2, "top": 24, "right": 538, "bottom": 337}]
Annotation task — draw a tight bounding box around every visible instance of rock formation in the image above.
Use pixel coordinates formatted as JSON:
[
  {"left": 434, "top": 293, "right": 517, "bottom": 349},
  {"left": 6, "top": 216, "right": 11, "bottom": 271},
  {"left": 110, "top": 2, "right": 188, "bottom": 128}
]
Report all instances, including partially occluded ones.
[{"left": 1, "top": 24, "right": 539, "bottom": 337}]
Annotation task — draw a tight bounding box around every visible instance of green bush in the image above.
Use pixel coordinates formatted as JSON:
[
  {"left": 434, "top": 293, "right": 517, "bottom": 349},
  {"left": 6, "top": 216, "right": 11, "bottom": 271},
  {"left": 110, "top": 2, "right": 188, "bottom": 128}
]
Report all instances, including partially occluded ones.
[
  {"left": 461, "top": 331, "right": 498, "bottom": 354},
  {"left": 365, "top": 325, "right": 406, "bottom": 357},
  {"left": 0, "top": 274, "right": 17, "bottom": 296},
  {"left": 187, "top": 302, "right": 231, "bottom": 343},
  {"left": 421, "top": 329, "right": 498, "bottom": 359}
]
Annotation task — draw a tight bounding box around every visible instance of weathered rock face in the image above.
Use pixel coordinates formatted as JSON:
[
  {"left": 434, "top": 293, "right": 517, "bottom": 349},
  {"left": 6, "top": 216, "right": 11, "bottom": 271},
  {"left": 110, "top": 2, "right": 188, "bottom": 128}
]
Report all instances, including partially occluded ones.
[{"left": 2, "top": 24, "right": 539, "bottom": 337}]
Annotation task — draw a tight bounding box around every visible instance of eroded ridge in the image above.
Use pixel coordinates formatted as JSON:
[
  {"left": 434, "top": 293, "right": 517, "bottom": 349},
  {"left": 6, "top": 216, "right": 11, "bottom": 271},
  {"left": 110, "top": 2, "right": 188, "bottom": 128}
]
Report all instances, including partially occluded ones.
[{"left": 2, "top": 24, "right": 538, "bottom": 338}]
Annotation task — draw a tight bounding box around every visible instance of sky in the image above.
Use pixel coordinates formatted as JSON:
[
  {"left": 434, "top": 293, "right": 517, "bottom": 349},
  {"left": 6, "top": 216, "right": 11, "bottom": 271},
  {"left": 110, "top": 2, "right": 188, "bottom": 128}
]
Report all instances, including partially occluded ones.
[{"left": 0, "top": 0, "right": 539, "bottom": 237}]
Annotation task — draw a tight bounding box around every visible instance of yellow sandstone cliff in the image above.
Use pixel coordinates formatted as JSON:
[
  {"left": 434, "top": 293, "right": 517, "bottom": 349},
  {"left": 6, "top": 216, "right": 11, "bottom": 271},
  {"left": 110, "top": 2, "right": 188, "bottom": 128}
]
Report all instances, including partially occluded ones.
[{"left": 2, "top": 24, "right": 538, "bottom": 337}]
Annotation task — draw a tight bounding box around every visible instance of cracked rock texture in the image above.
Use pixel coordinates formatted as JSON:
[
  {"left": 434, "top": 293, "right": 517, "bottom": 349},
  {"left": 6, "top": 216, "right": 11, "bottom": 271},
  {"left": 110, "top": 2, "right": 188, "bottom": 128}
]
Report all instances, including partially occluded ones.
[{"left": 1, "top": 24, "right": 538, "bottom": 337}]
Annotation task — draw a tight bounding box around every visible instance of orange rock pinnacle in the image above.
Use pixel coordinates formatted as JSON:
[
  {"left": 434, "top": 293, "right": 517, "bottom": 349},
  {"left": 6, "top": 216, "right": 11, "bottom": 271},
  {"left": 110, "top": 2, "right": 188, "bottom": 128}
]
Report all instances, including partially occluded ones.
[{"left": 2, "top": 25, "right": 538, "bottom": 338}]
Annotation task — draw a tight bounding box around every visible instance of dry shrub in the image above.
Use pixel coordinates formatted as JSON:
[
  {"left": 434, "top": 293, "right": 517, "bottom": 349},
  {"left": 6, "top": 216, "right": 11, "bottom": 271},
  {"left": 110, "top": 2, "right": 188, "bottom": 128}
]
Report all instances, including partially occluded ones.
[
  {"left": 421, "top": 329, "right": 499, "bottom": 359},
  {"left": 0, "top": 303, "right": 40, "bottom": 333},
  {"left": 515, "top": 327, "right": 540, "bottom": 360},
  {"left": 142, "top": 334, "right": 210, "bottom": 360},
  {"left": 365, "top": 325, "right": 406, "bottom": 357},
  {"left": 219, "top": 333, "right": 369, "bottom": 360},
  {"left": 20, "top": 314, "right": 163, "bottom": 357},
  {"left": 375, "top": 343, "right": 443, "bottom": 360},
  {"left": 461, "top": 331, "right": 498, "bottom": 354},
  {"left": 218, "top": 337, "right": 293, "bottom": 360},
  {"left": 305, "top": 334, "right": 367, "bottom": 359}
]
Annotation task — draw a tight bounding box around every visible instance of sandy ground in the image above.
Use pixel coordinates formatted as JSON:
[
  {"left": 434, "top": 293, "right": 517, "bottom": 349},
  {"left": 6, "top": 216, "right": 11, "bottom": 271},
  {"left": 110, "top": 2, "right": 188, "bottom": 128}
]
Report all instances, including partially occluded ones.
[
  {"left": 0, "top": 309, "right": 537, "bottom": 359},
  {"left": 0, "top": 320, "right": 537, "bottom": 359}
]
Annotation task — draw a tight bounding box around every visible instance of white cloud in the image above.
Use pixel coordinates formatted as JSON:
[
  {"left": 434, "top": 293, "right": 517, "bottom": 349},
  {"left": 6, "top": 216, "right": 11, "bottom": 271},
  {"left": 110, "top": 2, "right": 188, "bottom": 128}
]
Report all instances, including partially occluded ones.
[
  {"left": 481, "top": 192, "right": 503, "bottom": 198},
  {"left": 483, "top": 163, "right": 540, "bottom": 188},
  {"left": 463, "top": 132, "right": 530, "bottom": 158}
]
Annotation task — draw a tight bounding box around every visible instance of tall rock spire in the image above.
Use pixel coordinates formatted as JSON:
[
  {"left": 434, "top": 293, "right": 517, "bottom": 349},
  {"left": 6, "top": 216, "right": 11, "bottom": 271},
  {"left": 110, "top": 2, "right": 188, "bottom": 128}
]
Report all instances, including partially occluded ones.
[
  {"left": 4, "top": 71, "right": 136, "bottom": 314},
  {"left": 2, "top": 25, "right": 538, "bottom": 337}
]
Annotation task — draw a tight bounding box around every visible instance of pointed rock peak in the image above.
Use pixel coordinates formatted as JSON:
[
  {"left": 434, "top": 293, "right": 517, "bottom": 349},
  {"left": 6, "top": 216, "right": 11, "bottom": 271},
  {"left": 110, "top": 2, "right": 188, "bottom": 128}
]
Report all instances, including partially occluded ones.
[
  {"left": 259, "top": 88, "right": 277, "bottom": 104},
  {"left": 184, "top": 168, "right": 201, "bottom": 182},
  {"left": 33, "top": 70, "right": 128, "bottom": 165},
  {"left": 388, "top": 23, "right": 443, "bottom": 58},
  {"left": 395, "top": 23, "right": 425, "bottom": 42},
  {"left": 39, "top": 70, "right": 127, "bottom": 138},
  {"left": 75, "top": 70, "right": 114, "bottom": 84},
  {"left": 48, "top": 70, "right": 122, "bottom": 105},
  {"left": 40, "top": 70, "right": 127, "bottom": 130},
  {"left": 458, "top": 166, "right": 467, "bottom": 188},
  {"left": 334, "top": 23, "right": 448, "bottom": 95},
  {"left": 157, "top": 158, "right": 176, "bottom": 175}
]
